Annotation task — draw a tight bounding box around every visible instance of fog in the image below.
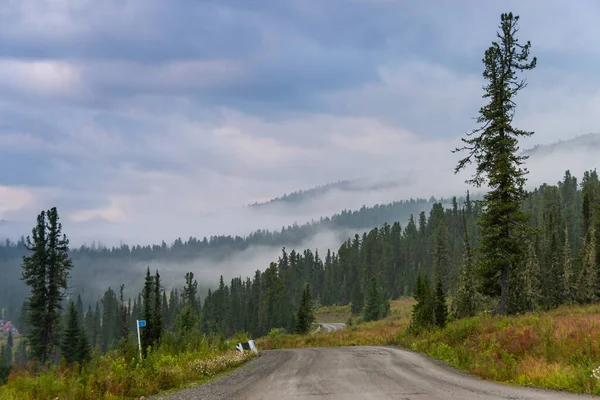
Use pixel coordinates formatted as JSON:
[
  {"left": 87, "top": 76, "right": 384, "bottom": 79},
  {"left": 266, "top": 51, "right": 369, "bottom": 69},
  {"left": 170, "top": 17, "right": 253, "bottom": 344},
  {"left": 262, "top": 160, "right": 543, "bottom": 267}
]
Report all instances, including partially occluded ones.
[
  {"left": 1, "top": 135, "right": 598, "bottom": 251},
  {"left": 1, "top": 135, "right": 598, "bottom": 304},
  {"left": 67, "top": 227, "right": 360, "bottom": 304},
  {"left": 69, "top": 138, "right": 599, "bottom": 301}
]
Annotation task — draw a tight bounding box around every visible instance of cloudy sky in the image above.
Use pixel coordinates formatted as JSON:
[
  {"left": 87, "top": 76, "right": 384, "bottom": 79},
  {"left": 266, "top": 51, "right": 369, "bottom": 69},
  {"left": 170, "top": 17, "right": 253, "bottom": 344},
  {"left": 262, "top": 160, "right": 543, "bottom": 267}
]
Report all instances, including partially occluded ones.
[{"left": 0, "top": 0, "right": 599, "bottom": 246}]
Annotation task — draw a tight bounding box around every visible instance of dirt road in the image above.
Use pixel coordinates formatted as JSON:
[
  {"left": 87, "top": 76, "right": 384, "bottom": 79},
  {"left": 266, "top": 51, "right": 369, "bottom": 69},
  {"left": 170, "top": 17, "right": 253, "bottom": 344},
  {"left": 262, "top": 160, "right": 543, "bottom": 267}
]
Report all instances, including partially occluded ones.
[
  {"left": 317, "top": 322, "right": 346, "bottom": 333},
  {"left": 157, "top": 346, "right": 596, "bottom": 399}
]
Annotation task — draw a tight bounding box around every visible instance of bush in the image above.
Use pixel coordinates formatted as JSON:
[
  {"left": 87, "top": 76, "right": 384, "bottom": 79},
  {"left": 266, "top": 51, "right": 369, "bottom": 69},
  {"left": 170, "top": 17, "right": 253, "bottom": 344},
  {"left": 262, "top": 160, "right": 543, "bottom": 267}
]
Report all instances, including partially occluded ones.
[{"left": 268, "top": 328, "right": 287, "bottom": 339}]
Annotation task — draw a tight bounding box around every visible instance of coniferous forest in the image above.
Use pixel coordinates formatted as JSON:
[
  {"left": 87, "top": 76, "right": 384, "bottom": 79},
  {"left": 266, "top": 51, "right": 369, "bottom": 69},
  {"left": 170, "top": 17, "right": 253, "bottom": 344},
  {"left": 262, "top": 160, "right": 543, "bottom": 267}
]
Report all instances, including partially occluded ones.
[
  {"left": 1, "top": 11, "right": 600, "bottom": 398},
  {"left": 1, "top": 168, "right": 598, "bottom": 378}
]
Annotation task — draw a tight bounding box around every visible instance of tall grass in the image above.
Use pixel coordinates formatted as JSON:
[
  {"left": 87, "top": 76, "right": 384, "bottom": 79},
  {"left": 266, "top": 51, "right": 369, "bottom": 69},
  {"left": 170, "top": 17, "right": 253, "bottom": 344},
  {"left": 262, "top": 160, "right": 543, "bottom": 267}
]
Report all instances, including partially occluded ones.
[
  {"left": 258, "top": 298, "right": 414, "bottom": 349},
  {"left": 0, "top": 332, "right": 256, "bottom": 399},
  {"left": 6, "top": 300, "right": 600, "bottom": 397},
  {"left": 396, "top": 305, "right": 600, "bottom": 394}
]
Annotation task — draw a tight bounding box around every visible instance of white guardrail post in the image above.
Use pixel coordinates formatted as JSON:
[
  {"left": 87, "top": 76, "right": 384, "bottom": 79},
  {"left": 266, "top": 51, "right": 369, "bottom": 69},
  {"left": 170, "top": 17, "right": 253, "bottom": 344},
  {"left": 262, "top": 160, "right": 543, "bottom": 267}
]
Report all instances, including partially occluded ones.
[{"left": 236, "top": 339, "right": 259, "bottom": 354}]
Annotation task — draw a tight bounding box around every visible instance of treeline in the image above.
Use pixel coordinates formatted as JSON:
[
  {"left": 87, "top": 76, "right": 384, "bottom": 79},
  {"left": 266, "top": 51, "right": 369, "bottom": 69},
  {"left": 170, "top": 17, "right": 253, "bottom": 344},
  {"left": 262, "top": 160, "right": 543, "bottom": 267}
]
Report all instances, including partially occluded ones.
[
  {"left": 105, "top": 169, "right": 594, "bottom": 342},
  {"left": 0, "top": 195, "right": 457, "bottom": 316},
  {"left": 3, "top": 169, "right": 598, "bottom": 385},
  {"left": 248, "top": 179, "right": 406, "bottom": 208},
  {"left": 249, "top": 180, "right": 352, "bottom": 207},
  {"left": 192, "top": 169, "right": 600, "bottom": 338}
]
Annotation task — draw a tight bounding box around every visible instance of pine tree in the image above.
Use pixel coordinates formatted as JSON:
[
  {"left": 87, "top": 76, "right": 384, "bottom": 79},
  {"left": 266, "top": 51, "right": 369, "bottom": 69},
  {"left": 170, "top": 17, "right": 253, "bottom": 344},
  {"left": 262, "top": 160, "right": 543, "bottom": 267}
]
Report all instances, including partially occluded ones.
[
  {"left": 21, "top": 207, "right": 74, "bottom": 365},
  {"left": 176, "top": 304, "right": 198, "bottom": 335},
  {"left": 454, "top": 12, "right": 537, "bottom": 315},
  {"left": 452, "top": 210, "right": 478, "bottom": 318},
  {"left": 294, "top": 283, "right": 315, "bottom": 335},
  {"left": 562, "top": 227, "right": 575, "bottom": 304},
  {"left": 594, "top": 197, "right": 600, "bottom": 295},
  {"left": 100, "top": 288, "right": 119, "bottom": 352},
  {"left": 119, "top": 284, "right": 129, "bottom": 354},
  {"left": 362, "top": 277, "right": 377, "bottom": 322},
  {"left": 183, "top": 272, "right": 198, "bottom": 312},
  {"left": 410, "top": 273, "right": 434, "bottom": 331},
  {"left": 76, "top": 327, "right": 91, "bottom": 364},
  {"left": 433, "top": 277, "right": 448, "bottom": 328},
  {"left": 61, "top": 300, "right": 81, "bottom": 364},
  {"left": 92, "top": 302, "right": 101, "bottom": 349},
  {"left": 363, "top": 276, "right": 389, "bottom": 322},
  {"left": 161, "top": 290, "right": 169, "bottom": 329},
  {"left": 152, "top": 270, "right": 163, "bottom": 346},
  {"left": 76, "top": 294, "right": 84, "bottom": 328},
  {"left": 120, "top": 285, "right": 129, "bottom": 339},
  {"left": 432, "top": 220, "right": 451, "bottom": 292},
  {"left": 141, "top": 267, "right": 154, "bottom": 356},
  {"left": 521, "top": 242, "right": 541, "bottom": 312},
  {"left": 577, "top": 231, "right": 596, "bottom": 304},
  {"left": 350, "top": 282, "right": 363, "bottom": 315}
]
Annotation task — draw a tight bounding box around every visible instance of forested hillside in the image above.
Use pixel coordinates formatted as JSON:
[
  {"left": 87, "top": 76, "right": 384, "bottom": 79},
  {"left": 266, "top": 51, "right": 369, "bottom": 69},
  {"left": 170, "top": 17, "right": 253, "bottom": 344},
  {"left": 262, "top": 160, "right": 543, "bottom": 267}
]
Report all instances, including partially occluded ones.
[
  {"left": 197, "top": 169, "right": 599, "bottom": 338},
  {"left": 0, "top": 195, "right": 457, "bottom": 315},
  {"left": 523, "top": 133, "right": 600, "bottom": 157},
  {"left": 4, "top": 169, "right": 596, "bottom": 358},
  {"left": 248, "top": 179, "right": 403, "bottom": 208}
]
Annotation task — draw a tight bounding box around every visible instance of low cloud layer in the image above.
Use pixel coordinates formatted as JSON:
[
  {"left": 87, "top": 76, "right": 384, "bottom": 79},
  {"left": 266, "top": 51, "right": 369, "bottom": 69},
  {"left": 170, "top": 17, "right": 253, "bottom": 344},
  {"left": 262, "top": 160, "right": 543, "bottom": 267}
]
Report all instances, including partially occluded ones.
[{"left": 0, "top": 0, "right": 599, "bottom": 247}]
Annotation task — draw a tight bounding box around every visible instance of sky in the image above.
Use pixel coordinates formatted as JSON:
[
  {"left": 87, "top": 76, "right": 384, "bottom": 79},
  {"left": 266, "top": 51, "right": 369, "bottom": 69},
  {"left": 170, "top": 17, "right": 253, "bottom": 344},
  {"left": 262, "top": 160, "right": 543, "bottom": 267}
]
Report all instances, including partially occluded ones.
[{"left": 0, "top": 0, "right": 599, "bottom": 246}]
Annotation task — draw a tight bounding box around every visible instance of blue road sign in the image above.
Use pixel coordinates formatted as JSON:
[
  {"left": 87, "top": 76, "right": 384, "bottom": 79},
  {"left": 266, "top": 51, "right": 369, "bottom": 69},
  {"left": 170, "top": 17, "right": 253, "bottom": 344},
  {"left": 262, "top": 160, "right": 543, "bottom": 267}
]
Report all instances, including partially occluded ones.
[{"left": 138, "top": 320, "right": 146, "bottom": 327}]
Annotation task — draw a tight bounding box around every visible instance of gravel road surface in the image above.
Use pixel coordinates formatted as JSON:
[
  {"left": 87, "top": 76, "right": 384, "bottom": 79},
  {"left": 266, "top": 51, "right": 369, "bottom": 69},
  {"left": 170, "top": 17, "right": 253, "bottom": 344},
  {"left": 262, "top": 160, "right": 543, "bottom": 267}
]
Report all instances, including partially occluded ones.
[{"left": 156, "top": 346, "right": 596, "bottom": 399}]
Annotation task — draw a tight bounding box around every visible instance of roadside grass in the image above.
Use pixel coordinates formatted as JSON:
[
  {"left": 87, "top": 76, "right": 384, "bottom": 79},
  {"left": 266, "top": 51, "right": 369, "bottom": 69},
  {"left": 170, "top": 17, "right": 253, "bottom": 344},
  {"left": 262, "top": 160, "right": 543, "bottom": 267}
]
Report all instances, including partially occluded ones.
[
  {"left": 0, "top": 333, "right": 256, "bottom": 400},
  {"left": 257, "top": 298, "right": 414, "bottom": 349},
  {"left": 259, "top": 298, "right": 600, "bottom": 395},
  {"left": 314, "top": 304, "right": 351, "bottom": 323},
  {"left": 6, "top": 300, "right": 600, "bottom": 397},
  {"left": 397, "top": 304, "right": 600, "bottom": 395}
]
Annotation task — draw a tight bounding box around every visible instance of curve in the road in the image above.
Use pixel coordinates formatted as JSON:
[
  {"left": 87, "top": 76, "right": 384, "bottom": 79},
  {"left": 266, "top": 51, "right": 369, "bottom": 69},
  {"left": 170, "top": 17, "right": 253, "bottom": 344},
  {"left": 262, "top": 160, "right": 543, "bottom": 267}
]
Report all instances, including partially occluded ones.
[
  {"left": 314, "top": 322, "right": 346, "bottom": 334},
  {"left": 157, "top": 346, "right": 597, "bottom": 400}
]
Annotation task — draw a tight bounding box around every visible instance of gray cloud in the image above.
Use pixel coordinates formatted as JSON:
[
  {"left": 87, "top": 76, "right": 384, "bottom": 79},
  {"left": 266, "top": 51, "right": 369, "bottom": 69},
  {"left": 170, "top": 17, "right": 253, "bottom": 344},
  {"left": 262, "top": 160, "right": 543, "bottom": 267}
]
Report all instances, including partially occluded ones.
[{"left": 0, "top": 0, "right": 599, "bottom": 246}]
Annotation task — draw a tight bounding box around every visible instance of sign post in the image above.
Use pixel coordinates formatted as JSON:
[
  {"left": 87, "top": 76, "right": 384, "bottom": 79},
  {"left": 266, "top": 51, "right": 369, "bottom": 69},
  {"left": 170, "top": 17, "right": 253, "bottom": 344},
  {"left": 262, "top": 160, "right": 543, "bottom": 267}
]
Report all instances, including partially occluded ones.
[{"left": 136, "top": 319, "right": 146, "bottom": 360}]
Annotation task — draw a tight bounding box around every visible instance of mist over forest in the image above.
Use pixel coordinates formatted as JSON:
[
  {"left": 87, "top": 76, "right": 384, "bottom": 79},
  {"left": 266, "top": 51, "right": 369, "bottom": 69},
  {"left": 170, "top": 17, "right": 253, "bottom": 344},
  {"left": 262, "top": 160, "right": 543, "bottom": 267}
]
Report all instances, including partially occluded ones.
[{"left": 0, "top": 134, "right": 597, "bottom": 322}]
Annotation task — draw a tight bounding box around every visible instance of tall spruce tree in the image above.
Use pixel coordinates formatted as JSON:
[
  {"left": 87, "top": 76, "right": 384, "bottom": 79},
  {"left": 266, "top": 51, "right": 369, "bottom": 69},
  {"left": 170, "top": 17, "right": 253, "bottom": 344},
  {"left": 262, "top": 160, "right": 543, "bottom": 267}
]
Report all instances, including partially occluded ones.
[
  {"left": 21, "top": 207, "right": 74, "bottom": 365},
  {"left": 562, "top": 227, "right": 575, "bottom": 304},
  {"left": 410, "top": 273, "right": 435, "bottom": 331},
  {"left": 453, "top": 12, "right": 537, "bottom": 315},
  {"left": 295, "top": 283, "right": 315, "bottom": 335},
  {"left": 363, "top": 276, "right": 379, "bottom": 322},
  {"left": 433, "top": 277, "right": 448, "bottom": 328},
  {"left": 577, "top": 230, "right": 597, "bottom": 304},
  {"left": 452, "top": 209, "right": 478, "bottom": 318},
  {"left": 432, "top": 221, "right": 450, "bottom": 292},
  {"left": 183, "top": 272, "right": 199, "bottom": 312},
  {"left": 521, "top": 242, "right": 541, "bottom": 312},
  {"left": 152, "top": 270, "right": 163, "bottom": 346},
  {"left": 61, "top": 300, "right": 81, "bottom": 365},
  {"left": 76, "top": 294, "right": 84, "bottom": 327},
  {"left": 141, "top": 267, "right": 154, "bottom": 356},
  {"left": 119, "top": 284, "right": 129, "bottom": 354},
  {"left": 76, "top": 326, "right": 91, "bottom": 365}
]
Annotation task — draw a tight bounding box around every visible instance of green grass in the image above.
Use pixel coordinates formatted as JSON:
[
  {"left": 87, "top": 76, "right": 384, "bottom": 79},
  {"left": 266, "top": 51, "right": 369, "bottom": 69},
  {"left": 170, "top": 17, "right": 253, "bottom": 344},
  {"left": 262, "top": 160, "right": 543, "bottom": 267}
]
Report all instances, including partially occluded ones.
[
  {"left": 0, "top": 333, "right": 256, "bottom": 400},
  {"left": 6, "top": 301, "right": 600, "bottom": 397},
  {"left": 396, "top": 305, "right": 600, "bottom": 395},
  {"left": 314, "top": 304, "right": 352, "bottom": 323},
  {"left": 258, "top": 298, "right": 415, "bottom": 349}
]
